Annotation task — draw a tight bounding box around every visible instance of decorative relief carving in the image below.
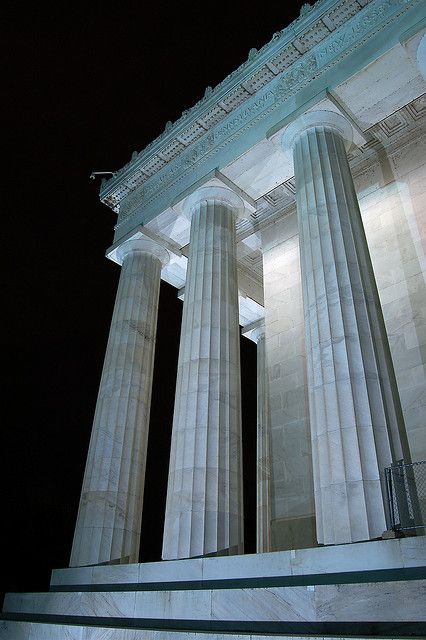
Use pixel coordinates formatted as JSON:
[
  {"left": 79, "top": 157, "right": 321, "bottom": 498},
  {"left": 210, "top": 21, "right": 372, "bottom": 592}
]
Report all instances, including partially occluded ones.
[
  {"left": 183, "top": 133, "right": 215, "bottom": 165},
  {"left": 316, "top": 0, "right": 411, "bottom": 64},
  {"left": 217, "top": 91, "right": 274, "bottom": 139},
  {"left": 240, "top": 251, "right": 264, "bottom": 279},
  {"left": 300, "top": 4, "right": 313, "bottom": 18},
  {"left": 101, "top": 0, "right": 359, "bottom": 203},
  {"left": 406, "top": 94, "right": 426, "bottom": 120},
  {"left": 118, "top": 186, "right": 144, "bottom": 222},
  {"left": 104, "top": 0, "right": 420, "bottom": 227},
  {"left": 263, "top": 185, "right": 286, "bottom": 207},
  {"left": 273, "top": 54, "right": 317, "bottom": 98},
  {"left": 140, "top": 92, "right": 275, "bottom": 205},
  {"left": 143, "top": 163, "right": 181, "bottom": 199},
  {"left": 378, "top": 112, "right": 409, "bottom": 138},
  {"left": 326, "top": 0, "right": 361, "bottom": 31},
  {"left": 283, "top": 177, "right": 296, "bottom": 196},
  {"left": 261, "top": 176, "right": 297, "bottom": 211}
]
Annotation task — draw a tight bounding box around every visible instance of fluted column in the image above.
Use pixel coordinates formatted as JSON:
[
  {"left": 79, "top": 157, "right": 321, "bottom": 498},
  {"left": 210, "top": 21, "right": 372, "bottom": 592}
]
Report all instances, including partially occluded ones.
[
  {"left": 162, "top": 185, "right": 244, "bottom": 559},
  {"left": 282, "top": 111, "right": 410, "bottom": 545},
  {"left": 252, "top": 326, "right": 271, "bottom": 553},
  {"left": 70, "top": 238, "right": 169, "bottom": 567}
]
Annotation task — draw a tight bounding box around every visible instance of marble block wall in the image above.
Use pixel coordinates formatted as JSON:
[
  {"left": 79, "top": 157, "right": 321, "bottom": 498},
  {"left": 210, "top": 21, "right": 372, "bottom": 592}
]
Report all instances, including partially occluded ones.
[
  {"left": 261, "top": 213, "right": 316, "bottom": 552},
  {"left": 262, "top": 131, "right": 426, "bottom": 552},
  {"left": 356, "top": 132, "right": 426, "bottom": 464}
]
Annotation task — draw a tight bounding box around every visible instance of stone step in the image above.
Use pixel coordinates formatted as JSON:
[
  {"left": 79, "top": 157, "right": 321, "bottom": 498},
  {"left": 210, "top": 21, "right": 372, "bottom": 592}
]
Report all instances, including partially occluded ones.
[
  {"left": 50, "top": 536, "right": 426, "bottom": 590},
  {"left": 2, "top": 538, "right": 425, "bottom": 638},
  {"left": 3, "top": 580, "right": 425, "bottom": 624},
  {"left": 2, "top": 620, "right": 419, "bottom": 640}
]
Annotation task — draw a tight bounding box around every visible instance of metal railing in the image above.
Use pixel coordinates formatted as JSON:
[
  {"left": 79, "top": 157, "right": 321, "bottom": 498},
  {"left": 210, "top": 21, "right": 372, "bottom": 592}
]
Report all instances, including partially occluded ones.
[{"left": 385, "top": 460, "right": 426, "bottom": 531}]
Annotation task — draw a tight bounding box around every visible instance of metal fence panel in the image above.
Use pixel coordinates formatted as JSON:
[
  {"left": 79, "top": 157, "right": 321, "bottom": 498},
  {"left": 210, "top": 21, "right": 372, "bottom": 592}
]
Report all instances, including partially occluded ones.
[{"left": 385, "top": 460, "right": 426, "bottom": 531}]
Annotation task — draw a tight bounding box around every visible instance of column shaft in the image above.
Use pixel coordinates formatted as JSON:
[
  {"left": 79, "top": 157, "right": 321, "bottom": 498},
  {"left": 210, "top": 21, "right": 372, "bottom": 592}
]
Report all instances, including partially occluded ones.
[
  {"left": 285, "top": 112, "right": 410, "bottom": 545},
  {"left": 162, "top": 188, "right": 244, "bottom": 559},
  {"left": 70, "top": 242, "right": 165, "bottom": 566}
]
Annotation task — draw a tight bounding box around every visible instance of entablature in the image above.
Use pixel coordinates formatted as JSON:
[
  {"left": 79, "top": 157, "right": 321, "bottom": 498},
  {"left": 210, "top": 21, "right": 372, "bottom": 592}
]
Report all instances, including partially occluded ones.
[
  {"left": 99, "top": 0, "right": 424, "bottom": 245},
  {"left": 104, "top": 92, "right": 425, "bottom": 325}
]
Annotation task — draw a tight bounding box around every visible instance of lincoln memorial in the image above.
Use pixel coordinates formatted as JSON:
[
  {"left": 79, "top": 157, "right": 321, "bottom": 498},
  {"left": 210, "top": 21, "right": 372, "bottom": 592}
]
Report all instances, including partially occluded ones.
[{"left": 2, "top": 0, "right": 425, "bottom": 637}]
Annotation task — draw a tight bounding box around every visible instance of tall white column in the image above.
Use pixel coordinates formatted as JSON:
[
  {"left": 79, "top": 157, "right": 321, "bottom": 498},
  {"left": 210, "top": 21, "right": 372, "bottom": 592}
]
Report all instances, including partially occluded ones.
[
  {"left": 162, "top": 186, "right": 244, "bottom": 559},
  {"left": 70, "top": 238, "right": 169, "bottom": 567},
  {"left": 282, "top": 111, "right": 411, "bottom": 545},
  {"left": 251, "top": 326, "right": 271, "bottom": 553}
]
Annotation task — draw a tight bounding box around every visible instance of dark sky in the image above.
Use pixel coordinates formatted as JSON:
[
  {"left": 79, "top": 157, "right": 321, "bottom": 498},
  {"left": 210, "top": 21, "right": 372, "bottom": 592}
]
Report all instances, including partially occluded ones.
[{"left": 2, "top": 0, "right": 305, "bottom": 603}]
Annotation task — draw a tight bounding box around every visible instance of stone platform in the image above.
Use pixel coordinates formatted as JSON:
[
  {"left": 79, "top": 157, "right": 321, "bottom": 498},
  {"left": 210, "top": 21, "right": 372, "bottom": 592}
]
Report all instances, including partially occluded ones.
[{"left": 1, "top": 537, "right": 425, "bottom": 639}]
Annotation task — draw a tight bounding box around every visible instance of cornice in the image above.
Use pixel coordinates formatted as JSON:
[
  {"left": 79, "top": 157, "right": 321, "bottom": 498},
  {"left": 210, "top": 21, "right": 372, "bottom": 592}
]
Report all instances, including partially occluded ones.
[
  {"left": 99, "top": 0, "right": 423, "bottom": 241},
  {"left": 100, "top": 0, "right": 338, "bottom": 205}
]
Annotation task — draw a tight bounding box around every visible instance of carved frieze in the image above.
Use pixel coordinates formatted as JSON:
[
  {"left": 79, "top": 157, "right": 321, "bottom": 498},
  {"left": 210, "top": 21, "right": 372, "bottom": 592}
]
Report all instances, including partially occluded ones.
[{"left": 104, "top": 0, "right": 422, "bottom": 231}]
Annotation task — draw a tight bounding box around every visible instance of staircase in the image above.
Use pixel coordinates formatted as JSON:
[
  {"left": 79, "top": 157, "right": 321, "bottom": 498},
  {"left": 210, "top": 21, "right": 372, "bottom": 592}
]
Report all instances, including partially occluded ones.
[{"left": 1, "top": 537, "right": 425, "bottom": 639}]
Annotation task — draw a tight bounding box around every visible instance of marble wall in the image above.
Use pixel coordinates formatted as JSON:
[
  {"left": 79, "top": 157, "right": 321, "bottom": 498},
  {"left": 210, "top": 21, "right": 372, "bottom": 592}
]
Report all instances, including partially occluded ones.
[
  {"left": 261, "top": 214, "right": 316, "bottom": 552},
  {"left": 357, "top": 134, "right": 426, "bottom": 463},
  {"left": 262, "top": 134, "right": 426, "bottom": 551}
]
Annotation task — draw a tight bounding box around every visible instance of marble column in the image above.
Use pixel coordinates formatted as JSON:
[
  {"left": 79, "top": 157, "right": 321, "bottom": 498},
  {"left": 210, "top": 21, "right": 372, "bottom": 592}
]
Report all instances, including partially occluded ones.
[
  {"left": 70, "top": 238, "right": 169, "bottom": 567},
  {"left": 162, "top": 185, "right": 244, "bottom": 560},
  {"left": 251, "top": 326, "right": 271, "bottom": 553},
  {"left": 282, "top": 111, "right": 411, "bottom": 545}
]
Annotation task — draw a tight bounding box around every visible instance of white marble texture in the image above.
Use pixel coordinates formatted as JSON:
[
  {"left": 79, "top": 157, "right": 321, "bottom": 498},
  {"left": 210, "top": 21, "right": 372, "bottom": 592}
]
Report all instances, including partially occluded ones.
[
  {"left": 3, "top": 591, "right": 136, "bottom": 619},
  {"left": 213, "top": 585, "right": 315, "bottom": 622},
  {"left": 5, "top": 539, "right": 426, "bottom": 639},
  {"left": 2, "top": 624, "right": 420, "bottom": 640},
  {"left": 92, "top": 563, "right": 140, "bottom": 585},
  {"left": 314, "top": 580, "right": 426, "bottom": 622},
  {"left": 70, "top": 239, "right": 169, "bottom": 567},
  {"left": 0, "top": 621, "right": 84, "bottom": 639},
  {"left": 138, "top": 556, "right": 203, "bottom": 583},
  {"left": 282, "top": 111, "right": 411, "bottom": 545},
  {"left": 133, "top": 588, "right": 212, "bottom": 619},
  {"left": 4, "top": 580, "right": 425, "bottom": 622},
  {"left": 162, "top": 186, "right": 244, "bottom": 560},
  {"left": 400, "top": 533, "right": 426, "bottom": 567},
  {"left": 358, "top": 148, "right": 426, "bottom": 463},
  {"left": 261, "top": 213, "right": 315, "bottom": 551},
  {"left": 50, "top": 566, "right": 94, "bottom": 587},
  {"left": 50, "top": 537, "right": 426, "bottom": 587}
]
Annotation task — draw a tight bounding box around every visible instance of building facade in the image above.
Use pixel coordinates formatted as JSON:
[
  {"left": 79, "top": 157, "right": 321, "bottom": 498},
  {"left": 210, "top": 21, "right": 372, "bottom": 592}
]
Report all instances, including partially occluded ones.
[{"left": 2, "top": 0, "right": 425, "bottom": 637}]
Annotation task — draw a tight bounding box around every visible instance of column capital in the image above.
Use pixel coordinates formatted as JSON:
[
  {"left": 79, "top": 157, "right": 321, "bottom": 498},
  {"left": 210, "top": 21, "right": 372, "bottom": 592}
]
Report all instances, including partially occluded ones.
[
  {"left": 182, "top": 185, "right": 244, "bottom": 219},
  {"left": 116, "top": 238, "right": 170, "bottom": 267},
  {"left": 281, "top": 110, "right": 353, "bottom": 153}
]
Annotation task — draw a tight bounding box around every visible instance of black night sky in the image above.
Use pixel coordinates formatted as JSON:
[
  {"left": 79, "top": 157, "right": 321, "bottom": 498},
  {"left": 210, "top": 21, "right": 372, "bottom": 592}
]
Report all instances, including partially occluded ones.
[{"left": 2, "top": 0, "right": 305, "bottom": 605}]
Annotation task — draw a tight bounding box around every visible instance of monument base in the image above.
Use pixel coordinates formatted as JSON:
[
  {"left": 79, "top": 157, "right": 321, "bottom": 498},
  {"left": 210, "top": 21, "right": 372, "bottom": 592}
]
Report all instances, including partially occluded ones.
[{"left": 1, "top": 537, "right": 425, "bottom": 639}]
